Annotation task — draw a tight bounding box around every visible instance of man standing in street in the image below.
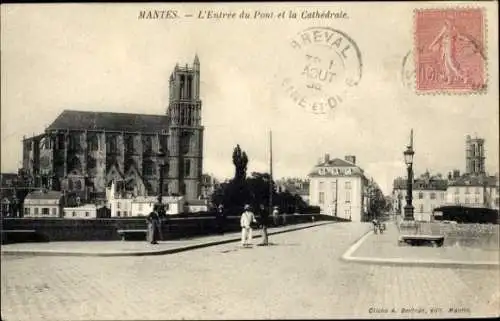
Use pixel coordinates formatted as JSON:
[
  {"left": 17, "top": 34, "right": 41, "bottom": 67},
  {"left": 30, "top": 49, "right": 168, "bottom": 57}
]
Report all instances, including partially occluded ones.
[
  {"left": 258, "top": 204, "right": 269, "bottom": 246},
  {"left": 146, "top": 204, "right": 161, "bottom": 244},
  {"left": 216, "top": 204, "right": 225, "bottom": 234},
  {"left": 272, "top": 206, "right": 279, "bottom": 227},
  {"left": 240, "top": 204, "right": 256, "bottom": 247}
]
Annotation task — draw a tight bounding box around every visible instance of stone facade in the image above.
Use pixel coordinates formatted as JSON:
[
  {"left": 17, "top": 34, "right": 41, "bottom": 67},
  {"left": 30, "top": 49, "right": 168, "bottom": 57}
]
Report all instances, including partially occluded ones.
[{"left": 22, "top": 56, "right": 204, "bottom": 202}]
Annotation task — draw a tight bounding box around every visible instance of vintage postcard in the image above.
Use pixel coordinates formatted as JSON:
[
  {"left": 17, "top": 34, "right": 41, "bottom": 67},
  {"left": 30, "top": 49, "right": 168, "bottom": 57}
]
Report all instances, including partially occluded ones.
[{"left": 1, "top": 1, "right": 499, "bottom": 320}]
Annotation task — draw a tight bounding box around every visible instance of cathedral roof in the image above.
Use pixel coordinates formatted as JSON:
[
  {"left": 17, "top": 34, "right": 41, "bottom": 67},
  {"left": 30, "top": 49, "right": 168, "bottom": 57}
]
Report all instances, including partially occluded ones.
[{"left": 46, "top": 110, "right": 169, "bottom": 133}]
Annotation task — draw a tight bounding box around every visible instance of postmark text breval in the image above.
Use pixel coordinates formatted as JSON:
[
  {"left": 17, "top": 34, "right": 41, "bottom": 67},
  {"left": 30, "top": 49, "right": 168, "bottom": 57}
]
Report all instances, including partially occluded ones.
[{"left": 282, "top": 27, "right": 362, "bottom": 115}]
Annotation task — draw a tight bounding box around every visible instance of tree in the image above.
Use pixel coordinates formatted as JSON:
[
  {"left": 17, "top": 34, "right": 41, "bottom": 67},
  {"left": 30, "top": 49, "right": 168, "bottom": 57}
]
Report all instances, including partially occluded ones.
[{"left": 232, "top": 144, "right": 248, "bottom": 182}]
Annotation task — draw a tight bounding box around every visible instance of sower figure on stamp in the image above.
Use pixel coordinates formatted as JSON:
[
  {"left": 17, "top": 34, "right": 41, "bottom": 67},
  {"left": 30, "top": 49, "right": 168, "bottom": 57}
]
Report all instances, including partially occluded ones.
[
  {"left": 258, "top": 204, "right": 269, "bottom": 246},
  {"left": 240, "top": 204, "right": 256, "bottom": 247},
  {"left": 429, "top": 19, "right": 471, "bottom": 84},
  {"left": 147, "top": 204, "right": 161, "bottom": 244}
]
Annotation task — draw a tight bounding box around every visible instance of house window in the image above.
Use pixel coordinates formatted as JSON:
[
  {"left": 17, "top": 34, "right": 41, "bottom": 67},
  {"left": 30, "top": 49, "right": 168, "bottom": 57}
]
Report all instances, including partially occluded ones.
[
  {"left": 418, "top": 192, "right": 424, "bottom": 199},
  {"left": 319, "top": 192, "right": 325, "bottom": 204},
  {"left": 319, "top": 181, "right": 324, "bottom": 190},
  {"left": 345, "top": 191, "right": 351, "bottom": 203},
  {"left": 474, "top": 197, "right": 479, "bottom": 204},
  {"left": 455, "top": 187, "right": 459, "bottom": 194},
  {"left": 465, "top": 187, "right": 470, "bottom": 194},
  {"left": 34, "top": 208, "right": 39, "bottom": 215},
  {"left": 85, "top": 212, "right": 89, "bottom": 217},
  {"left": 123, "top": 211, "right": 127, "bottom": 217},
  {"left": 75, "top": 180, "right": 82, "bottom": 190},
  {"left": 475, "top": 187, "right": 480, "bottom": 194},
  {"left": 465, "top": 198, "right": 470, "bottom": 204},
  {"left": 139, "top": 204, "right": 143, "bottom": 211},
  {"left": 117, "top": 211, "right": 121, "bottom": 217},
  {"left": 430, "top": 192, "right": 436, "bottom": 200},
  {"left": 345, "top": 208, "right": 351, "bottom": 218},
  {"left": 72, "top": 211, "right": 76, "bottom": 217},
  {"left": 345, "top": 181, "right": 351, "bottom": 190},
  {"left": 454, "top": 197, "right": 460, "bottom": 204},
  {"left": 419, "top": 204, "right": 424, "bottom": 213},
  {"left": 52, "top": 208, "right": 57, "bottom": 216},
  {"left": 117, "top": 202, "right": 121, "bottom": 209},
  {"left": 25, "top": 208, "right": 29, "bottom": 215}
]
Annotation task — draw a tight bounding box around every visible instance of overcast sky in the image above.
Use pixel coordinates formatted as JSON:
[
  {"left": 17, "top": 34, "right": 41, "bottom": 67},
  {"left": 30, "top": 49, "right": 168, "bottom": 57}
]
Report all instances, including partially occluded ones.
[{"left": 1, "top": 3, "right": 498, "bottom": 195}]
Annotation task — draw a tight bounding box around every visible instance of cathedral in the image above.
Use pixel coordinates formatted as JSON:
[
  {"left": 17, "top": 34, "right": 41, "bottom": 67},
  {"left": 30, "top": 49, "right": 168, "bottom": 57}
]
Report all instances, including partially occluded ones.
[{"left": 22, "top": 55, "right": 204, "bottom": 202}]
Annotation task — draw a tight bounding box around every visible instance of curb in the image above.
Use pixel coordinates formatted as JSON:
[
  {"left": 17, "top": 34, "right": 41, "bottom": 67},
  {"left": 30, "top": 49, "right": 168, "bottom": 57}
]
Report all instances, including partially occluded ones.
[
  {"left": 341, "top": 228, "right": 499, "bottom": 269},
  {"left": 1, "top": 221, "right": 334, "bottom": 257}
]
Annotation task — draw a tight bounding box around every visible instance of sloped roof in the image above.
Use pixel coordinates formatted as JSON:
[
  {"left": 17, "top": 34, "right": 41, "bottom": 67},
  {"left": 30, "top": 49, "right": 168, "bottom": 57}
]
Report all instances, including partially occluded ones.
[
  {"left": 46, "top": 110, "right": 169, "bottom": 133},
  {"left": 318, "top": 158, "right": 355, "bottom": 167},
  {"left": 449, "top": 174, "right": 498, "bottom": 187},
  {"left": 25, "top": 190, "right": 63, "bottom": 200},
  {"left": 309, "top": 158, "right": 364, "bottom": 177}
]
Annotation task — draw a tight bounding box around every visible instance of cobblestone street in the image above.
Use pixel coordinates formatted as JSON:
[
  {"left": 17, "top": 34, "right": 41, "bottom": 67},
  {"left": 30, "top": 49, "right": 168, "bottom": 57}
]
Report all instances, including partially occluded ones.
[{"left": 2, "top": 223, "right": 499, "bottom": 320}]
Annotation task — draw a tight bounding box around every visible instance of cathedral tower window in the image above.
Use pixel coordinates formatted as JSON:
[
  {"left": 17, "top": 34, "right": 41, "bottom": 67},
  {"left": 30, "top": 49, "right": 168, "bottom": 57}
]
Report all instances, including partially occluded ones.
[{"left": 184, "top": 159, "right": 191, "bottom": 177}]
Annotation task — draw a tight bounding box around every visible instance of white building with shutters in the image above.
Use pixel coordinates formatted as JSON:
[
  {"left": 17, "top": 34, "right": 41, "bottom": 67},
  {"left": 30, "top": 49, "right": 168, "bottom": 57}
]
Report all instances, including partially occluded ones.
[{"left": 308, "top": 154, "right": 369, "bottom": 222}]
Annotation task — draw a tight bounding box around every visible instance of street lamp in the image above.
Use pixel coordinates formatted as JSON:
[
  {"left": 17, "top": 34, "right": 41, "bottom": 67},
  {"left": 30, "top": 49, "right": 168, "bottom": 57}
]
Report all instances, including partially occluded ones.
[{"left": 403, "top": 130, "right": 415, "bottom": 221}]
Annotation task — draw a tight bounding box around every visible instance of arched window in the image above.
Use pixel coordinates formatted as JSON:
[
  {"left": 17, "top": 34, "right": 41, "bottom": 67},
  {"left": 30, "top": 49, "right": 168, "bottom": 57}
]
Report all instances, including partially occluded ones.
[
  {"left": 125, "top": 135, "right": 135, "bottom": 153},
  {"left": 143, "top": 160, "right": 154, "bottom": 176},
  {"left": 107, "top": 135, "right": 117, "bottom": 154},
  {"left": 88, "top": 134, "right": 99, "bottom": 151},
  {"left": 68, "top": 156, "right": 82, "bottom": 173}
]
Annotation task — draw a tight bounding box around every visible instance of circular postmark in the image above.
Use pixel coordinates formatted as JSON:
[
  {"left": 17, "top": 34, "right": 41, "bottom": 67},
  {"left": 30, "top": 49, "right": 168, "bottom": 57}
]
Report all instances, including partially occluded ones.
[
  {"left": 401, "top": 49, "right": 415, "bottom": 90},
  {"left": 281, "top": 27, "right": 362, "bottom": 115}
]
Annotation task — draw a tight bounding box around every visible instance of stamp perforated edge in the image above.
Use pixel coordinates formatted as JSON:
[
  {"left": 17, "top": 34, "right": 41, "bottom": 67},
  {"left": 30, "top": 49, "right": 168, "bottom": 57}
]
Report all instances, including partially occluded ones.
[{"left": 412, "top": 6, "right": 489, "bottom": 96}]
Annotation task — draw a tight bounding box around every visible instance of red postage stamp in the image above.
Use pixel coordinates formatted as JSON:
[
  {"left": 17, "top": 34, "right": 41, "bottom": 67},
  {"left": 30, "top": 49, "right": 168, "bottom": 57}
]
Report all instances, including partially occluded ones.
[{"left": 414, "top": 8, "right": 486, "bottom": 93}]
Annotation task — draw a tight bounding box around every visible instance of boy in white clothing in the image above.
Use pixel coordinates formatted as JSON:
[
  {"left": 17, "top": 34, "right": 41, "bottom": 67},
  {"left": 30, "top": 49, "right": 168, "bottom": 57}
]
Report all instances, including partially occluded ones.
[{"left": 240, "top": 204, "right": 257, "bottom": 247}]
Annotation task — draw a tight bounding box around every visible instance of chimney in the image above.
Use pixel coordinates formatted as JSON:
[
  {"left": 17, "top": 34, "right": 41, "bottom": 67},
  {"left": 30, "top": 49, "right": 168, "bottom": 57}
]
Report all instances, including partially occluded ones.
[
  {"left": 345, "top": 155, "right": 356, "bottom": 165},
  {"left": 324, "top": 153, "right": 330, "bottom": 163}
]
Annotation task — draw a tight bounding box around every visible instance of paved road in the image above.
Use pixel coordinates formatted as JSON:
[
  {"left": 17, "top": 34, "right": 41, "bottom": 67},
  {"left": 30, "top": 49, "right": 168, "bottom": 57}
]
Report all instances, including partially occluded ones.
[{"left": 1, "top": 223, "right": 499, "bottom": 320}]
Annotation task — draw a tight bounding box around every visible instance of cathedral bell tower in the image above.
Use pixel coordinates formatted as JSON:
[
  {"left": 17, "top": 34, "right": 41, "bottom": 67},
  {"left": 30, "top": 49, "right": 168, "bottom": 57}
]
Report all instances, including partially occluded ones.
[{"left": 166, "top": 55, "right": 204, "bottom": 200}]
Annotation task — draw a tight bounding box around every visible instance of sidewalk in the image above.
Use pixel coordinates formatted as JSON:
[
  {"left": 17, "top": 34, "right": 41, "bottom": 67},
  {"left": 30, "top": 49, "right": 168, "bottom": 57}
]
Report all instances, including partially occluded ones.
[
  {"left": 1, "top": 221, "right": 332, "bottom": 257},
  {"left": 342, "top": 222, "right": 499, "bottom": 268}
]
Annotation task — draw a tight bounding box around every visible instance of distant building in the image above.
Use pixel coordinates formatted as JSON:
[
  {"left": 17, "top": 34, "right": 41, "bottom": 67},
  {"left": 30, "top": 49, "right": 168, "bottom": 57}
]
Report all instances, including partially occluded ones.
[
  {"left": 392, "top": 171, "right": 448, "bottom": 221},
  {"left": 308, "top": 154, "right": 369, "bottom": 222},
  {"left": 21, "top": 56, "right": 204, "bottom": 203},
  {"left": 276, "top": 178, "right": 310, "bottom": 204},
  {"left": 23, "top": 189, "right": 64, "bottom": 218},
  {"left": 446, "top": 174, "right": 499, "bottom": 210},
  {"left": 465, "top": 135, "right": 485, "bottom": 175},
  {"left": 62, "top": 204, "right": 107, "bottom": 219},
  {"left": 200, "top": 174, "right": 219, "bottom": 200},
  {"left": 107, "top": 181, "right": 185, "bottom": 216},
  {"left": 443, "top": 134, "right": 499, "bottom": 210},
  {"left": 0, "top": 173, "right": 21, "bottom": 217}
]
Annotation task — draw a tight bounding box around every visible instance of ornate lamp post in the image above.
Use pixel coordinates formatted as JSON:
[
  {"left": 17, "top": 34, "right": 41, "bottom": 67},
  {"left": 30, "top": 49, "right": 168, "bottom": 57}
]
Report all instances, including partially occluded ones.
[{"left": 403, "top": 130, "right": 415, "bottom": 221}]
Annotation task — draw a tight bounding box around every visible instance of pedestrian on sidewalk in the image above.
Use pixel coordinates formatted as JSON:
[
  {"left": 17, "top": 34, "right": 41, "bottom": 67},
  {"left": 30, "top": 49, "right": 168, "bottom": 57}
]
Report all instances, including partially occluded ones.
[
  {"left": 258, "top": 204, "right": 269, "bottom": 246},
  {"left": 272, "top": 206, "right": 279, "bottom": 227},
  {"left": 147, "top": 204, "right": 161, "bottom": 244},
  {"left": 216, "top": 204, "right": 225, "bottom": 235},
  {"left": 240, "top": 204, "right": 257, "bottom": 247}
]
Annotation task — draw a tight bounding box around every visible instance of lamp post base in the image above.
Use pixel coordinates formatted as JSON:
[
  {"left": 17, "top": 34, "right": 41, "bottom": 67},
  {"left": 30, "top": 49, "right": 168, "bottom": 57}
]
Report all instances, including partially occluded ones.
[{"left": 403, "top": 205, "right": 414, "bottom": 221}]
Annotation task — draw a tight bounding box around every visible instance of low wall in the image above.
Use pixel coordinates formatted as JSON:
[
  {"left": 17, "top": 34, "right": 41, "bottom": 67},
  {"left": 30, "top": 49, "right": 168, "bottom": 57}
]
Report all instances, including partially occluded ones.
[
  {"left": 418, "top": 222, "right": 499, "bottom": 250},
  {"left": 1, "top": 213, "right": 345, "bottom": 243}
]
